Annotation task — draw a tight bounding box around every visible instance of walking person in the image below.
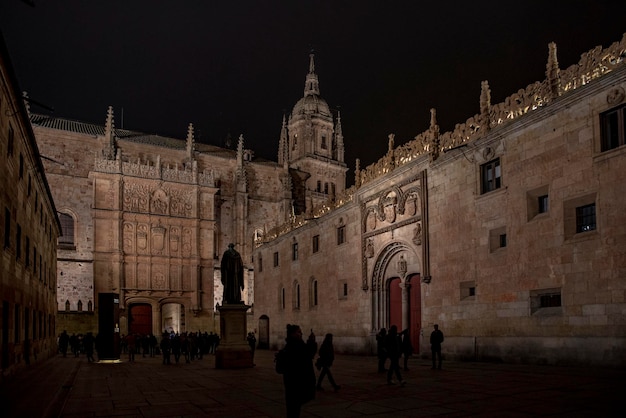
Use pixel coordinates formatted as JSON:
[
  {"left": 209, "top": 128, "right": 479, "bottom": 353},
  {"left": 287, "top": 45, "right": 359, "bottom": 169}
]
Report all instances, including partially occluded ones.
[
  {"left": 278, "top": 324, "right": 318, "bottom": 418},
  {"left": 376, "top": 328, "right": 388, "bottom": 373},
  {"left": 160, "top": 333, "right": 171, "bottom": 365},
  {"left": 83, "top": 332, "right": 95, "bottom": 362},
  {"left": 316, "top": 333, "right": 340, "bottom": 391},
  {"left": 401, "top": 329, "right": 413, "bottom": 371},
  {"left": 430, "top": 324, "right": 444, "bottom": 369},
  {"left": 125, "top": 333, "right": 137, "bottom": 362},
  {"left": 247, "top": 332, "right": 257, "bottom": 365},
  {"left": 385, "top": 325, "right": 405, "bottom": 386}
]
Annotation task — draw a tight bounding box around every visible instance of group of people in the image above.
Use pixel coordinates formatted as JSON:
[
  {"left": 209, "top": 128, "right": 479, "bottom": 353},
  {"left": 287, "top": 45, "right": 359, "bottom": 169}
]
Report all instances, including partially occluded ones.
[
  {"left": 376, "top": 324, "right": 445, "bottom": 382},
  {"left": 276, "top": 325, "right": 341, "bottom": 418},
  {"left": 124, "top": 331, "right": 222, "bottom": 364},
  {"left": 57, "top": 330, "right": 96, "bottom": 362}
]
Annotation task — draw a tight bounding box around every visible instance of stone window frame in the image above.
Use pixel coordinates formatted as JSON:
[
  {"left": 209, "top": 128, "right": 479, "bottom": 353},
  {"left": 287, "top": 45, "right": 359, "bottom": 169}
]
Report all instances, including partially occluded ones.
[
  {"left": 58, "top": 211, "right": 77, "bottom": 250},
  {"left": 309, "top": 277, "right": 318, "bottom": 308},
  {"left": 530, "top": 287, "right": 562, "bottom": 316},
  {"left": 338, "top": 280, "right": 348, "bottom": 300},
  {"left": 460, "top": 281, "right": 476, "bottom": 301},
  {"left": 527, "top": 185, "right": 550, "bottom": 221},
  {"left": 489, "top": 226, "right": 507, "bottom": 253},
  {"left": 599, "top": 101, "right": 626, "bottom": 152},
  {"left": 480, "top": 157, "right": 502, "bottom": 194},
  {"left": 563, "top": 192, "right": 597, "bottom": 241},
  {"left": 293, "top": 281, "right": 301, "bottom": 310},
  {"left": 312, "top": 234, "right": 320, "bottom": 253},
  {"left": 273, "top": 251, "right": 279, "bottom": 267},
  {"left": 292, "top": 240, "right": 299, "bottom": 261}
]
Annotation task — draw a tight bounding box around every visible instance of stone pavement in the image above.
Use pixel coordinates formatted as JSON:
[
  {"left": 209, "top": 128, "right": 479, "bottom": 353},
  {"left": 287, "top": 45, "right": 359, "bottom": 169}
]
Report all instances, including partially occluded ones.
[{"left": 2, "top": 349, "right": 624, "bottom": 418}]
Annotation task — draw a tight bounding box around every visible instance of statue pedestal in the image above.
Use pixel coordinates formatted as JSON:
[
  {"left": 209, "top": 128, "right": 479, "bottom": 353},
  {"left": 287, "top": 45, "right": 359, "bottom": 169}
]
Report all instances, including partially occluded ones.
[{"left": 215, "top": 303, "right": 253, "bottom": 369}]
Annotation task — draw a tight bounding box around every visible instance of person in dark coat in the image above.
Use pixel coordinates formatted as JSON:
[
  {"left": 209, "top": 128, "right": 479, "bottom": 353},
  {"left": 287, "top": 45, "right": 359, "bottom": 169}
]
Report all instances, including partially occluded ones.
[
  {"left": 160, "top": 333, "right": 171, "bottom": 365},
  {"left": 430, "top": 324, "right": 444, "bottom": 369},
  {"left": 384, "top": 325, "right": 405, "bottom": 385},
  {"left": 83, "top": 332, "right": 95, "bottom": 362},
  {"left": 376, "top": 328, "right": 388, "bottom": 373},
  {"left": 282, "top": 324, "right": 317, "bottom": 418},
  {"left": 316, "top": 333, "right": 340, "bottom": 391},
  {"left": 58, "top": 330, "right": 69, "bottom": 357},
  {"left": 401, "top": 329, "right": 413, "bottom": 371}
]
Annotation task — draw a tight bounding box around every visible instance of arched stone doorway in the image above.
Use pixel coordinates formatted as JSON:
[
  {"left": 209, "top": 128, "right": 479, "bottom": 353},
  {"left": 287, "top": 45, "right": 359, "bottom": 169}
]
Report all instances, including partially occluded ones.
[
  {"left": 258, "top": 315, "right": 269, "bottom": 349},
  {"left": 128, "top": 304, "right": 152, "bottom": 336},
  {"left": 371, "top": 241, "right": 421, "bottom": 353},
  {"left": 162, "top": 303, "right": 185, "bottom": 334}
]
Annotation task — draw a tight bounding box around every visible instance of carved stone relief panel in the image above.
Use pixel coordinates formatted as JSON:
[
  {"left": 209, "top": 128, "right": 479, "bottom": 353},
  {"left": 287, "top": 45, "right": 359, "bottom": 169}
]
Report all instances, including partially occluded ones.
[
  {"left": 151, "top": 224, "right": 166, "bottom": 255},
  {"left": 123, "top": 222, "right": 135, "bottom": 253},
  {"left": 152, "top": 264, "right": 166, "bottom": 290},
  {"left": 137, "top": 263, "right": 149, "bottom": 289},
  {"left": 137, "top": 224, "right": 149, "bottom": 254},
  {"left": 151, "top": 189, "right": 169, "bottom": 215},
  {"left": 170, "top": 265, "right": 180, "bottom": 290},
  {"left": 170, "top": 188, "right": 193, "bottom": 217},
  {"left": 124, "top": 263, "right": 136, "bottom": 289},
  {"left": 366, "top": 209, "right": 377, "bottom": 232},
  {"left": 170, "top": 227, "right": 180, "bottom": 256},
  {"left": 182, "top": 228, "right": 193, "bottom": 257},
  {"left": 123, "top": 182, "right": 150, "bottom": 213}
]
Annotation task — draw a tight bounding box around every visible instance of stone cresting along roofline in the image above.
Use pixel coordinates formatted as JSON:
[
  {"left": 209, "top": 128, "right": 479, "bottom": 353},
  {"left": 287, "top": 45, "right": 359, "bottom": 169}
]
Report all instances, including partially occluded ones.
[{"left": 257, "top": 33, "right": 626, "bottom": 247}]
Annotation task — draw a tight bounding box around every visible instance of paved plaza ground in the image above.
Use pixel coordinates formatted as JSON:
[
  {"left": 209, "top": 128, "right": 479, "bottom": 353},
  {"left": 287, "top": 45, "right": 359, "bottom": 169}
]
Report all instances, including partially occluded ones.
[{"left": 2, "top": 348, "right": 623, "bottom": 417}]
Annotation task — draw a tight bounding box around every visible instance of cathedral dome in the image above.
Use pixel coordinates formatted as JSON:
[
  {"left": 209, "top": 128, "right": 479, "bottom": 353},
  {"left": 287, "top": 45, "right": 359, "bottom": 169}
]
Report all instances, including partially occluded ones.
[{"left": 291, "top": 94, "right": 332, "bottom": 120}]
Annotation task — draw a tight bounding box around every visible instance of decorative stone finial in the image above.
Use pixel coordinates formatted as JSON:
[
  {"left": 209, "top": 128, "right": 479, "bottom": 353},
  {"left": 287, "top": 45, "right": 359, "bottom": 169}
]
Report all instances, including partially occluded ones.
[
  {"left": 546, "top": 42, "right": 561, "bottom": 99},
  {"left": 480, "top": 80, "right": 491, "bottom": 132}
]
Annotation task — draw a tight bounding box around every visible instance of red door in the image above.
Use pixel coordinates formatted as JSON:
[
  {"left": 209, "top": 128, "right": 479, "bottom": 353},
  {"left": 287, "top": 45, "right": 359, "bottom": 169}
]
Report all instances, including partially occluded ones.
[{"left": 129, "top": 304, "right": 152, "bottom": 335}]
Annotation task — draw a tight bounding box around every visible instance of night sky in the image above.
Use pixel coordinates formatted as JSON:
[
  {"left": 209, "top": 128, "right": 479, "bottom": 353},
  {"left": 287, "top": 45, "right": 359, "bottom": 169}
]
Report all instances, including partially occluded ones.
[{"left": 1, "top": 1, "right": 624, "bottom": 185}]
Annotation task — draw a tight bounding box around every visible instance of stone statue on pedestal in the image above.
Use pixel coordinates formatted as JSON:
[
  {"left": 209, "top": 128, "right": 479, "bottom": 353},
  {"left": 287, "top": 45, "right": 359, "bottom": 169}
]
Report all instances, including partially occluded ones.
[{"left": 220, "top": 243, "right": 244, "bottom": 304}]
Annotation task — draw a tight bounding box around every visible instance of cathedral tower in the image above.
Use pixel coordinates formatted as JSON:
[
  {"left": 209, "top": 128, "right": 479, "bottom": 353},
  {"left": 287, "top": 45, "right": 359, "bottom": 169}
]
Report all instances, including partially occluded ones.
[{"left": 280, "top": 53, "right": 347, "bottom": 215}]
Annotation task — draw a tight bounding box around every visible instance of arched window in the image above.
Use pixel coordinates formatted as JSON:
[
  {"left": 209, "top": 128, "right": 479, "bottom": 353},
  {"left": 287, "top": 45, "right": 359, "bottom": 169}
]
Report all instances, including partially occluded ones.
[
  {"left": 65, "top": 300, "right": 70, "bottom": 312},
  {"left": 58, "top": 212, "right": 75, "bottom": 247},
  {"left": 310, "top": 278, "right": 318, "bottom": 307},
  {"left": 77, "top": 300, "right": 83, "bottom": 312},
  {"left": 87, "top": 300, "right": 93, "bottom": 312},
  {"left": 293, "top": 282, "right": 301, "bottom": 309}
]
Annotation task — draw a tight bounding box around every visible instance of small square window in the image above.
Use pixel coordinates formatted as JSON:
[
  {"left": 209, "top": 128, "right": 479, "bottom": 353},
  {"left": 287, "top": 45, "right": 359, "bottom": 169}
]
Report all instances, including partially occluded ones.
[
  {"left": 564, "top": 193, "right": 596, "bottom": 239},
  {"left": 530, "top": 288, "right": 562, "bottom": 315},
  {"left": 338, "top": 281, "right": 348, "bottom": 300}
]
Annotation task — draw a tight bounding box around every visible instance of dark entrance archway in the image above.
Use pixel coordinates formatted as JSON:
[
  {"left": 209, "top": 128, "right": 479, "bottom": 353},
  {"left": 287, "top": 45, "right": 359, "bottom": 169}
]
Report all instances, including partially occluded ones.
[
  {"left": 388, "top": 274, "right": 421, "bottom": 354},
  {"left": 128, "top": 304, "right": 152, "bottom": 336},
  {"left": 258, "top": 315, "right": 269, "bottom": 349}
]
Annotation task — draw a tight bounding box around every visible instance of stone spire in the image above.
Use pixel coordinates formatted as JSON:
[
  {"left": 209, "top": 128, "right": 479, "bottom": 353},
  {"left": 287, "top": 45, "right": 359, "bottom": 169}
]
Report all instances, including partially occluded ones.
[
  {"left": 186, "top": 123, "right": 195, "bottom": 163},
  {"left": 480, "top": 80, "right": 491, "bottom": 132},
  {"left": 546, "top": 42, "right": 561, "bottom": 99},
  {"left": 428, "top": 108, "right": 440, "bottom": 161},
  {"left": 22, "top": 91, "right": 31, "bottom": 117},
  {"left": 103, "top": 106, "right": 118, "bottom": 160},
  {"left": 236, "top": 134, "right": 247, "bottom": 192},
  {"left": 355, "top": 158, "right": 361, "bottom": 188},
  {"left": 304, "top": 52, "right": 320, "bottom": 97},
  {"left": 334, "top": 111, "right": 345, "bottom": 162},
  {"left": 278, "top": 114, "right": 288, "bottom": 167}
]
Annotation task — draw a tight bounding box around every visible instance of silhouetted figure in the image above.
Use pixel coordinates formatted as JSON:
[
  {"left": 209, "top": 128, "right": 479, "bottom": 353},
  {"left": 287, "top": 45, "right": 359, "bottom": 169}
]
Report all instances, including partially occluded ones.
[
  {"left": 160, "top": 333, "right": 171, "bottom": 365},
  {"left": 401, "top": 329, "right": 413, "bottom": 371},
  {"left": 59, "top": 330, "right": 69, "bottom": 357},
  {"left": 430, "top": 324, "right": 444, "bottom": 369},
  {"left": 385, "top": 325, "right": 405, "bottom": 385},
  {"left": 125, "top": 333, "right": 137, "bottom": 362},
  {"left": 281, "top": 324, "right": 317, "bottom": 418},
  {"left": 220, "top": 243, "right": 244, "bottom": 303},
  {"left": 247, "top": 332, "right": 257, "bottom": 365},
  {"left": 316, "top": 333, "right": 340, "bottom": 391},
  {"left": 83, "top": 332, "right": 95, "bottom": 362},
  {"left": 376, "top": 328, "right": 388, "bottom": 372}
]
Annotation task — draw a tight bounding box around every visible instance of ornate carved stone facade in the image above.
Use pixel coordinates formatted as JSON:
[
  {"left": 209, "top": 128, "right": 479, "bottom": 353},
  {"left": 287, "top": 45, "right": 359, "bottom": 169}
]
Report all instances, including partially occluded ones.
[
  {"left": 31, "top": 55, "right": 346, "bottom": 337},
  {"left": 253, "top": 35, "right": 626, "bottom": 366}
]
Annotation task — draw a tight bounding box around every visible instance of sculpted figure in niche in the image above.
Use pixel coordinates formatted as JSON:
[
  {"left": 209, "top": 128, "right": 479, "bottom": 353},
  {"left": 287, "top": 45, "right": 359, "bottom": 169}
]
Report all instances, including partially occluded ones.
[
  {"left": 365, "top": 238, "right": 375, "bottom": 258},
  {"left": 413, "top": 222, "right": 422, "bottom": 245},
  {"left": 220, "top": 243, "right": 244, "bottom": 304}
]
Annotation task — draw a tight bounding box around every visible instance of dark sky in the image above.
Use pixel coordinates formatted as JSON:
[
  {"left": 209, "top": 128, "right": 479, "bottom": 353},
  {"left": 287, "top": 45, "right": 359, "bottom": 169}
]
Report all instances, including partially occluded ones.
[{"left": 1, "top": 1, "right": 624, "bottom": 185}]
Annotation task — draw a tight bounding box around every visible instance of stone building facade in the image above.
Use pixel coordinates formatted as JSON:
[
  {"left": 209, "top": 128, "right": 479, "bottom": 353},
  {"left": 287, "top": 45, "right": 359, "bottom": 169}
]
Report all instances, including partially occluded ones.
[
  {"left": 0, "top": 35, "right": 61, "bottom": 376},
  {"left": 253, "top": 35, "right": 626, "bottom": 366},
  {"left": 32, "top": 55, "right": 346, "bottom": 338}
]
